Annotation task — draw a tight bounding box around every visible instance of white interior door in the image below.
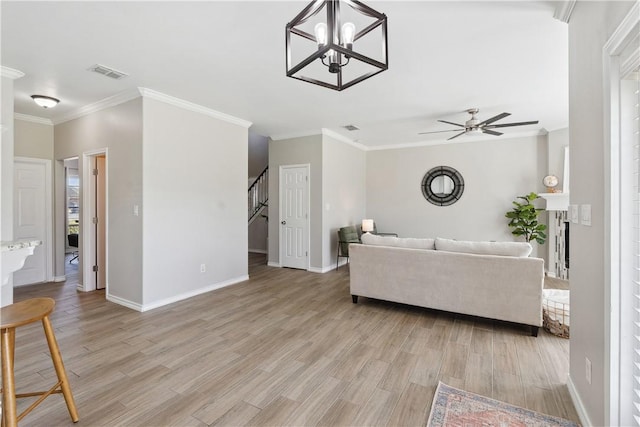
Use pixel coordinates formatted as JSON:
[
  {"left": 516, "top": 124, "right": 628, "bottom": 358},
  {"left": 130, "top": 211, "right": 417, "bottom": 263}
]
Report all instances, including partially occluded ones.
[
  {"left": 280, "top": 165, "right": 309, "bottom": 269},
  {"left": 13, "top": 159, "right": 49, "bottom": 285}
]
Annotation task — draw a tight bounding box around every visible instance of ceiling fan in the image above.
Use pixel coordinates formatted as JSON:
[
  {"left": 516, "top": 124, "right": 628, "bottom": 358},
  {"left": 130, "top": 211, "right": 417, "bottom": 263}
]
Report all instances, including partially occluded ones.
[{"left": 419, "top": 108, "right": 539, "bottom": 140}]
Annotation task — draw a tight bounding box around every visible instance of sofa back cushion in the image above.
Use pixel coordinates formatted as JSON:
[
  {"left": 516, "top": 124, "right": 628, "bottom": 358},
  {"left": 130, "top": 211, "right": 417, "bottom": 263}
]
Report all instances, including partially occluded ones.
[
  {"left": 361, "top": 233, "right": 435, "bottom": 250},
  {"left": 435, "top": 237, "right": 532, "bottom": 257}
]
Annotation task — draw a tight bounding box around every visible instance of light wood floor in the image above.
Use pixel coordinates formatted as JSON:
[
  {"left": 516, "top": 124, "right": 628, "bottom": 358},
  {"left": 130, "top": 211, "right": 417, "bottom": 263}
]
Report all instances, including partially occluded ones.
[{"left": 10, "top": 253, "right": 579, "bottom": 426}]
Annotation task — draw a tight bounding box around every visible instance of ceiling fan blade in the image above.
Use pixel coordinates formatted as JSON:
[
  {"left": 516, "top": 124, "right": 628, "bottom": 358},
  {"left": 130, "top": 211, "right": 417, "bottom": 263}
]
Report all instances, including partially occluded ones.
[
  {"left": 437, "top": 120, "right": 465, "bottom": 127},
  {"left": 482, "top": 129, "right": 503, "bottom": 136},
  {"left": 418, "top": 129, "right": 463, "bottom": 135},
  {"left": 477, "top": 112, "right": 511, "bottom": 126},
  {"left": 447, "top": 131, "right": 467, "bottom": 141},
  {"left": 485, "top": 120, "right": 539, "bottom": 129}
]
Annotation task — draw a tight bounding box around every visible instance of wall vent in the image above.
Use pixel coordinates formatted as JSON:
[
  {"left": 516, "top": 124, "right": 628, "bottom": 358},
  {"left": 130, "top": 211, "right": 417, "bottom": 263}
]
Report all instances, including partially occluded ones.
[
  {"left": 88, "top": 64, "right": 128, "bottom": 80},
  {"left": 343, "top": 124, "right": 359, "bottom": 131}
]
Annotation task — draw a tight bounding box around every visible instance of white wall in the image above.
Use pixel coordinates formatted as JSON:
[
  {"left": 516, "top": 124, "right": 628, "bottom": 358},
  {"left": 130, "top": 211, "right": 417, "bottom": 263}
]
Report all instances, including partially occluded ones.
[
  {"left": 54, "top": 98, "right": 144, "bottom": 304},
  {"left": 366, "top": 135, "right": 547, "bottom": 255},
  {"left": 322, "top": 134, "right": 366, "bottom": 270},
  {"left": 1, "top": 75, "right": 16, "bottom": 306},
  {"left": 141, "top": 97, "right": 248, "bottom": 308},
  {"left": 567, "top": 2, "right": 636, "bottom": 425},
  {"left": 14, "top": 119, "right": 54, "bottom": 160},
  {"left": 268, "top": 135, "right": 323, "bottom": 268},
  {"left": 547, "top": 128, "right": 569, "bottom": 191}
]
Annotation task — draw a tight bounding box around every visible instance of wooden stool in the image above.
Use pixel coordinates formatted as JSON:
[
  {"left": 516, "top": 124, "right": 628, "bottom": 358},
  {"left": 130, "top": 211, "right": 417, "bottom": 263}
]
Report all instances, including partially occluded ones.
[{"left": 1, "top": 298, "right": 78, "bottom": 426}]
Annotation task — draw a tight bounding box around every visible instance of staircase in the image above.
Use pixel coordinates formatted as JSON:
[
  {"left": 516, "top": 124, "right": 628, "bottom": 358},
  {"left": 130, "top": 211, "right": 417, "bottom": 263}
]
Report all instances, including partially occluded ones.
[{"left": 248, "top": 166, "right": 268, "bottom": 225}]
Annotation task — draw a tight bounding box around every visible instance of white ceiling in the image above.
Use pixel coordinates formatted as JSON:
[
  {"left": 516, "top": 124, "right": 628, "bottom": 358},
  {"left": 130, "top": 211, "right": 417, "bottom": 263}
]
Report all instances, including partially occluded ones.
[{"left": 1, "top": 1, "right": 568, "bottom": 148}]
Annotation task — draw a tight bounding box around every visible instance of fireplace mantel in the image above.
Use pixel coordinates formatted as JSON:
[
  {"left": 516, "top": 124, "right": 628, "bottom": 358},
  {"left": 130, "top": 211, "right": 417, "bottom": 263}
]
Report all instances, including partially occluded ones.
[{"left": 539, "top": 192, "right": 570, "bottom": 211}]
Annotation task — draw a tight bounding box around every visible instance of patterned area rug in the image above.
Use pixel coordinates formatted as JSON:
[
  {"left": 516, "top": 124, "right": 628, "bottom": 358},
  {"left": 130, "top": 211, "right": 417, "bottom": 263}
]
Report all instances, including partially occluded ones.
[{"left": 427, "top": 382, "right": 580, "bottom": 427}]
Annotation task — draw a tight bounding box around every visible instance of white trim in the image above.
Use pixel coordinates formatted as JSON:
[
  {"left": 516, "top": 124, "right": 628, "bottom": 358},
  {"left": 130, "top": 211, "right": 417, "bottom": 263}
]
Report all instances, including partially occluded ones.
[
  {"left": 270, "top": 129, "right": 320, "bottom": 141},
  {"left": 248, "top": 248, "right": 267, "bottom": 254},
  {"left": 267, "top": 261, "right": 281, "bottom": 268},
  {"left": 52, "top": 275, "right": 65, "bottom": 282},
  {"left": 14, "top": 113, "right": 53, "bottom": 126},
  {"left": 76, "top": 284, "right": 85, "bottom": 292},
  {"left": 53, "top": 88, "right": 141, "bottom": 125},
  {"left": 367, "top": 129, "right": 545, "bottom": 151},
  {"left": 567, "top": 375, "right": 593, "bottom": 427},
  {"left": 321, "top": 128, "right": 368, "bottom": 151},
  {"left": 603, "top": 4, "right": 640, "bottom": 425},
  {"left": 553, "top": 0, "right": 576, "bottom": 23},
  {"left": 138, "top": 88, "right": 252, "bottom": 128},
  {"left": 1, "top": 66, "right": 24, "bottom": 79},
  {"left": 308, "top": 263, "right": 343, "bottom": 273},
  {"left": 81, "top": 148, "right": 108, "bottom": 293},
  {"left": 106, "top": 293, "right": 143, "bottom": 312},
  {"left": 140, "top": 275, "right": 249, "bottom": 312},
  {"left": 14, "top": 157, "right": 54, "bottom": 283},
  {"left": 279, "top": 164, "right": 311, "bottom": 271}
]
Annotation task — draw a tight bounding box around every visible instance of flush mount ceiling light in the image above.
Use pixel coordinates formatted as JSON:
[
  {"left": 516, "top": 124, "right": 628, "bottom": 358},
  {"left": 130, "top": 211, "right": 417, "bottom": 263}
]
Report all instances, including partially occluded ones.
[
  {"left": 31, "top": 95, "right": 60, "bottom": 109},
  {"left": 285, "top": 0, "right": 388, "bottom": 91}
]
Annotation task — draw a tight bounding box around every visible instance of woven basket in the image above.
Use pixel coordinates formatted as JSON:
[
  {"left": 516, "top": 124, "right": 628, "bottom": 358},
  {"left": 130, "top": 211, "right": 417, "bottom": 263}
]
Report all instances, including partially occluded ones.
[{"left": 542, "top": 292, "right": 570, "bottom": 338}]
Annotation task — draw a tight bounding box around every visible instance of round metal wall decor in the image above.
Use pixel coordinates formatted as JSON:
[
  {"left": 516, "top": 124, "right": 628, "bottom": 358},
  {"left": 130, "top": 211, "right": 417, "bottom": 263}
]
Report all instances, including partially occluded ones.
[{"left": 421, "top": 166, "right": 465, "bottom": 206}]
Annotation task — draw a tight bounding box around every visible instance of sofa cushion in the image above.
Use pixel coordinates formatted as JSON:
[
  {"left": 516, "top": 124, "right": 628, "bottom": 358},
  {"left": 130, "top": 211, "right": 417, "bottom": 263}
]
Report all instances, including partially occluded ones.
[
  {"left": 435, "top": 237, "right": 532, "bottom": 257},
  {"left": 361, "top": 233, "right": 435, "bottom": 250}
]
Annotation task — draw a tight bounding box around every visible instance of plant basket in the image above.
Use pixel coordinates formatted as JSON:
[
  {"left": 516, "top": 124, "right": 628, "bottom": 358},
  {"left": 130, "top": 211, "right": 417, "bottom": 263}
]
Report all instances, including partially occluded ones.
[{"left": 542, "top": 289, "right": 570, "bottom": 339}]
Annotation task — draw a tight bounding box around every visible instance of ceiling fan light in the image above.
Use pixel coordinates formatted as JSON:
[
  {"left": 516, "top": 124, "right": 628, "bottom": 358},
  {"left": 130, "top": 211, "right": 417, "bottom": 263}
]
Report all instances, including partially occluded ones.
[
  {"left": 468, "top": 128, "right": 483, "bottom": 136},
  {"left": 31, "top": 95, "right": 60, "bottom": 109}
]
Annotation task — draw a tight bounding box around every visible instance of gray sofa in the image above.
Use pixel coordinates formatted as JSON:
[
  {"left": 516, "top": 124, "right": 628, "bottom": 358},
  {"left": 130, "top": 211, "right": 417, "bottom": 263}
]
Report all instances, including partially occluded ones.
[{"left": 349, "top": 236, "right": 545, "bottom": 336}]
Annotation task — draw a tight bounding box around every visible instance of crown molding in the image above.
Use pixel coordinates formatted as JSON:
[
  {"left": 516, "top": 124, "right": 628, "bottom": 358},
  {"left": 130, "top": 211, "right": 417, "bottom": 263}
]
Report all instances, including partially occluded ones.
[
  {"left": 53, "top": 88, "right": 142, "bottom": 125},
  {"left": 138, "top": 88, "right": 252, "bottom": 129},
  {"left": 270, "top": 129, "right": 320, "bottom": 141},
  {"left": 1, "top": 66, "right": 25, "bottom": 79},
  {"left": 553, "top": 0, "right": 576, "bottom": 23},
  {"left": 14, "top": 113, "right": 53, "bottom": 126},
  {"left": 321, "top": 128, "right": 368, "bottom": 151}
]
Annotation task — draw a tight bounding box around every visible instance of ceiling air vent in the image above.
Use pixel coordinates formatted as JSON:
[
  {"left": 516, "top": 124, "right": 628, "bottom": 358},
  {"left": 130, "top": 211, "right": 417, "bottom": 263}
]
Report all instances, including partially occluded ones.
[
  {"left": 343, "top": 125, "right": 359, "bottom": 131},
  {"left": 88, "top": 64, "right": 128, "bottom": 80}
]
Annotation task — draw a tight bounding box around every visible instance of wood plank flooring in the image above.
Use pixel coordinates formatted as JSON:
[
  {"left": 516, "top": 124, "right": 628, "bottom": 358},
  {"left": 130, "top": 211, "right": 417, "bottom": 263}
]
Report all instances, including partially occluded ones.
[{"left": 9, "top": 253, "right": 579, "bottom": 426}]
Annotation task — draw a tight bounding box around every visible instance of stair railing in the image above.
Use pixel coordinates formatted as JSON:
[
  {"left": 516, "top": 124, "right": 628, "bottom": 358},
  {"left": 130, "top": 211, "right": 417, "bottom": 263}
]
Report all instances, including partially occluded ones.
[{"left": 248, "top": 166, "right": 268, "bottom": 224}]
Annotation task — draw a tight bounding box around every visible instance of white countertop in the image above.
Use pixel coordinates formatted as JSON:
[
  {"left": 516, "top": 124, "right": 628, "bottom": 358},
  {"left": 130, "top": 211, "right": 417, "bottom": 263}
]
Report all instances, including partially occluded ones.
[{"left": 1, "top": 239, "right": 42, "bottom": 251}]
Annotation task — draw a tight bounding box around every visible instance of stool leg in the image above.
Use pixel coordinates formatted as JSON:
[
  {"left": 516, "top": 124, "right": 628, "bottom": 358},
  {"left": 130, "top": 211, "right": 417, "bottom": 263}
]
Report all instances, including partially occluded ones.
[
  {"left": 1, "top": 328, "right": 17, "bottom": 427},
  {"left": 41, "top": 316, "right": 78, "bottom": 422}
]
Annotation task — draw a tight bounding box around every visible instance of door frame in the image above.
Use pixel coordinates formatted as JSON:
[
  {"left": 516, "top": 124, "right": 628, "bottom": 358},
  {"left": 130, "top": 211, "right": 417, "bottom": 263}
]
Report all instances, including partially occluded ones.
[
  {"left": 80, "top": 148, "right": 108, "bottom": 293},
  {"left": 13, "top": 157, "right": 53, "bottom": 283},
  {"left": 278, "top": 164, "right": 310, "bottom": 270}
]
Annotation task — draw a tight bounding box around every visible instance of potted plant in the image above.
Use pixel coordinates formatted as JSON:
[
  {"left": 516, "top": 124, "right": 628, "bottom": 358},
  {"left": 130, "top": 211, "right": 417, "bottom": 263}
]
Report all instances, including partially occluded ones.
[{"left": 505, "top": 192, "right": 547, "bottom": 244}]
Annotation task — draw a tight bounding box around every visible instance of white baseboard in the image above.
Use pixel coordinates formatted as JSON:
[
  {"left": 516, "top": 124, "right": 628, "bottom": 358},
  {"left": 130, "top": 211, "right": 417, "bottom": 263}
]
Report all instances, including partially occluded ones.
[
  {"left": 140, "top": 275, "right": 249, "bottom": 312},
  {"left": 545, "top": 270, "right": 557, "bottom": 278},
  {"left": 267, "top": 262, "right": 281, "bottom": 268},
  {"left": 53, "top": 275, "right": 66, "bottom": 282},
  {"left": 249, "top": 249, "right": 267, "bottom": 254},
  {"left": 566, "top": 374, "right": 592, "bottom": 427},
  {"left": 106, "top": 293, "right": 143, "bottom": 311}
]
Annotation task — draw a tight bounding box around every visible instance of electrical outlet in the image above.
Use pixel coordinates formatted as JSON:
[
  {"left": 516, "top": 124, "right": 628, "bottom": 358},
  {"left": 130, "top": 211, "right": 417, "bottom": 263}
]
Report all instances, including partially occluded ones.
[
  {"left": 581, "top": 204, "right": 592, "bottom": 226},
  {"left": 570, "top": 204, "right": 579, "bottom": 224},
  {"left": 200, "top": 264, "right": 206, "bottom": 273},
  {"left": 585, "top": 357, "right": 592, "bottom": 384}
]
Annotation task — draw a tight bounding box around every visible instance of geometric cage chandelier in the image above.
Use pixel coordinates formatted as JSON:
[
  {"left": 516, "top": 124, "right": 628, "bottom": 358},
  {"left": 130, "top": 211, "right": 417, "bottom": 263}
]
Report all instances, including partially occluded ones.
[{"left": 285, "top": 0, "right": 388, "bottom": 91}]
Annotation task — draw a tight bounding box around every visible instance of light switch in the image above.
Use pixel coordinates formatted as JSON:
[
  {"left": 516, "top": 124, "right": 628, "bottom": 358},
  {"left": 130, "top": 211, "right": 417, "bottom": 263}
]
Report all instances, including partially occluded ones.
[
  {"left": 580, "top": 204, "right": 591, "bottom": 226},
  {"left": 133, "top": 205, "right": 139, "bottom": 216},
  {"left": 570, "top": 205, "right": 579, "bottom": 224}
]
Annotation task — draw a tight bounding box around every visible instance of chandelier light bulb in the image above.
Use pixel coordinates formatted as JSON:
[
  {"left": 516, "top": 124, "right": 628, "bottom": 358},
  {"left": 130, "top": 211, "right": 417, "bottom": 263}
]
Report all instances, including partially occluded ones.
[
  {"left": 314, "top": 22, "right": 328, "bottom": 47},
  {"left": 341, "top": 22, "right": 356, "bottom": 48}
]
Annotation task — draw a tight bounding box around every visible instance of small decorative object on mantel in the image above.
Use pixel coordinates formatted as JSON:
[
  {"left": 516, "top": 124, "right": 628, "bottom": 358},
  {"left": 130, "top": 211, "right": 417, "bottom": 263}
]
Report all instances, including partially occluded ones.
[
  {"left": 505, "top": 192, "right": 547, "bottom": 245},
  {"left": 543, "top": 174, "right": 560, "bottom": 193}
]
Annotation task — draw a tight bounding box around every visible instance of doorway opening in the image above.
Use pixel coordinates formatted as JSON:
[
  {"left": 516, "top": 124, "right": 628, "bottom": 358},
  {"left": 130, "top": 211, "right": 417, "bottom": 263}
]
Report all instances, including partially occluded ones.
[{"left": 80, "top": 150, "right": 107, "bottom": 293}]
